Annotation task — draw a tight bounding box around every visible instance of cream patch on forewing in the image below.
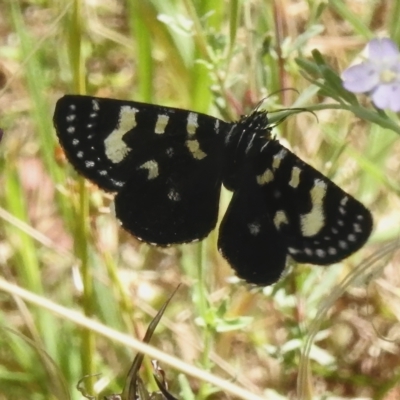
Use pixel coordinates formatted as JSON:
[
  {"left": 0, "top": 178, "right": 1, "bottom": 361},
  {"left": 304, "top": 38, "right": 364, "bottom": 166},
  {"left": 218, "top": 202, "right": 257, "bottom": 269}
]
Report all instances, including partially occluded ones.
[
  {"left": 186, "top": 139, "right": 206, "bottom": 159},
  {"left": 273, "top": 210, "right": 289, "bottom": 230},
  {"left": 272, "top": 149, "right": 287, "bottom": 169},
  {"left": 186, "top": 112, "right": 199, "bottom": 135},
  {"left": 300, "top": 179, "right": 327, "bottom": 237},
  {"left": 256, "top": 149, "right": 286, "bottom": 185},
  {"left": 139, "top": 160, "right": 159, "bottom": 179},
  {"left": 104, "top": 106, "right": 138, "bottom": 163},
  {"left": 289, "top": 166, "right": 301, "bottom": 188},
  {"left": 256, "top": 168, "right": 274, "bottom": 185},
  {"left": 155, "top": 114, "right": 169, "bottom": 134}
]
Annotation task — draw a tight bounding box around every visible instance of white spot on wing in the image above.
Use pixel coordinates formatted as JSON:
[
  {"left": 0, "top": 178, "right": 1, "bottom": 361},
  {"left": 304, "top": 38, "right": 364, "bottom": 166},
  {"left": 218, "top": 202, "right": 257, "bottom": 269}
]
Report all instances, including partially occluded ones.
[
  {"left": 273, "top": 210, "right": 289, "bottom": 230},
  {"left": 348, "top": 234, "right": 356, "bottom": 242},
  {"left": 289, "top": 166, "right": 301, "bottom": 188},
  {"left": 139, "top": 160, "right": 159, "bottom": 180},
  {"left": 328, "top": 247, "right": 337, "bottom": 255},
  {"left": 214, "top": 119, "right": 220, "bottom": 133},
  {"left": 92, "top": 99, "right": 100, "bottom": 111},
  {"left": 272, "top": 149, "right": 287, "bottom": 169},
  {"left": 168, "top": 188, "right": 181, "bottom": 201},
  {"left": 186, "top": 139, "right": 206, "bottom": 159},
  {"left": 187, "top": 112, "right": 199, "bottom": 136},
  {"left": 248, "top": 222, "right": 261, "bottom": 236},
  {"left": 316, "top": 249, "right": 326, "bottom": 257},
  {"left": 104, "top": 106, "right": 138, "bottom": 163},
  {"left": 300, "top": 179, "right": 327, "bottom": 237},
  {"left": 288, "top": 247, "right": 300, "bottom": 255},
  {"left": 155, "top": 114, "right": 169, "bottom": 134},
  {"left": 110, "top": 178, "right": 124, "bottom": 187},
  {"left": 256, "top": 168, "right": 274, "bottom": 185},
  {"left": 353, "top": 223, "right": 362, "bottom": 233}
]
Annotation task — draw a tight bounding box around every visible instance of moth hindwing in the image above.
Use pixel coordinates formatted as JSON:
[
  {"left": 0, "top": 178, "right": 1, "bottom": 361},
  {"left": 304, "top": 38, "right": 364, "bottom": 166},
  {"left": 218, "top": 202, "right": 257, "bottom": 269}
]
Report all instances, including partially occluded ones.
[{"left": 54, "top": 96, "right": 373, "bottom": 286}]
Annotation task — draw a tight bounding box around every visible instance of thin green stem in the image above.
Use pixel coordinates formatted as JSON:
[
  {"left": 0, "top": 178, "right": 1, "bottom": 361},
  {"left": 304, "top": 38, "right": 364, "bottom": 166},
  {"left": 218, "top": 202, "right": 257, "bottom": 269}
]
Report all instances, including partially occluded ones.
[{"left": 67, "top": 0, "right": 94, "bottom": 392}]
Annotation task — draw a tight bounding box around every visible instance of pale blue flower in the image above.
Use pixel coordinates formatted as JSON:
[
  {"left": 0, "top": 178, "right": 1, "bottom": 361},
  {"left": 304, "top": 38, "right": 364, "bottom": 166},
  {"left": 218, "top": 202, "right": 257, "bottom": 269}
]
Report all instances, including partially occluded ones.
[{"left": 342, "top": 38, "right": 400, "bottom": 112}]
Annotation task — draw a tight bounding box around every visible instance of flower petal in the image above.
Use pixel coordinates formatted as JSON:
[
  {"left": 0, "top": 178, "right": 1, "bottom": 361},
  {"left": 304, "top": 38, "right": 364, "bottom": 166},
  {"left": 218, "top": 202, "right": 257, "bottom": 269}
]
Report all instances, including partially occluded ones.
[
  {"left": 342, "top": 63, "right": 380, "bottom": 93},
  {"left": 371, "top": 83, "right": 400, "bottom": 112},
  {"left": 368, "top": 38, "right": 400, "bottom": 60}
]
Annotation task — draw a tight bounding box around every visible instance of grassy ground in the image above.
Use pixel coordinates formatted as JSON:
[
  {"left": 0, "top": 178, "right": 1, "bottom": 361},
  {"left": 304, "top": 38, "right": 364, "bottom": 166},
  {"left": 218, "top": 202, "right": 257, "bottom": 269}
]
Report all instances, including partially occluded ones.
[{"left": 1, "top": 0, "right": 400, "bottom": 399}]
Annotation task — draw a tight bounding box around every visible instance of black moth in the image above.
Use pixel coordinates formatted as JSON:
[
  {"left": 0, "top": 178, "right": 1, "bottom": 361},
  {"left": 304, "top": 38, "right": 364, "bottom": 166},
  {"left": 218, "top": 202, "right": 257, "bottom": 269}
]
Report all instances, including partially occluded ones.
[{"left": 53, "top": 95, "right": 373, "bottom": 286}]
